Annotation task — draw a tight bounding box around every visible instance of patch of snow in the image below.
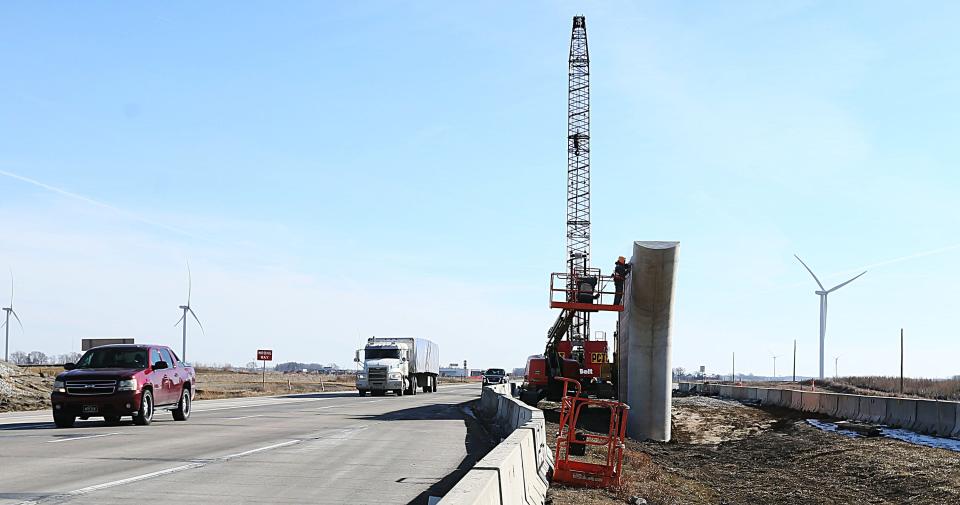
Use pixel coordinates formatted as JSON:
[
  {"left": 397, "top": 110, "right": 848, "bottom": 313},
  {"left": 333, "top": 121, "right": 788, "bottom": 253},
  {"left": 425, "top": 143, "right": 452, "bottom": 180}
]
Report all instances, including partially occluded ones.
[
  {"left": 806, "top": 419, "right": 960, "bottom": 452},
  {"left": 806, "top": 419, "right": 861, "bottom": 438}
]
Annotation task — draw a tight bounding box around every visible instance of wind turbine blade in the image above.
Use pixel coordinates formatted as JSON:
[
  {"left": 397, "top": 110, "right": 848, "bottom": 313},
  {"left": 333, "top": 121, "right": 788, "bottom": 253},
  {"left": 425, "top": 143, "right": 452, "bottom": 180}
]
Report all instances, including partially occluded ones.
[
  {"left": 827, "top": 271, "right": 867, "bottom": 293},
  {"left": 11, "top": 310, "right": 22, "bottom": 330},
  {"left": 0, "top": 319, "right": 6, "bottom": 330},
  {"left": 174, "top": 313, "right": 185, "bottom": 327},
  {"left": 188, "top": 307, "right": 205, "bottom": 334},
  {"left": 186, "top": 261, "right": 192, "bottom": 307},
  {"left": 794, "top": 255, "right": 825, "bottom": 291}
]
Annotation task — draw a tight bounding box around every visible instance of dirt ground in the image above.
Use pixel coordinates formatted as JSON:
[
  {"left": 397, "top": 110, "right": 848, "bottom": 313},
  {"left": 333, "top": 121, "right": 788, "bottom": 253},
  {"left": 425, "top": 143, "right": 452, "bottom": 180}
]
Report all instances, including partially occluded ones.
[{"left": 545, "top": 395, "right": 960, "bottom": 505}]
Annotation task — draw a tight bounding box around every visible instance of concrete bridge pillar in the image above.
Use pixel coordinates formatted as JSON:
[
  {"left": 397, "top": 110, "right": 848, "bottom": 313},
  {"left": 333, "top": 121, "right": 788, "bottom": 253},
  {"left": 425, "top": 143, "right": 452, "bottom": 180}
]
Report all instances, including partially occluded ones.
[{"left": 618, "top": 241, "right": 679, "bottom": 442}]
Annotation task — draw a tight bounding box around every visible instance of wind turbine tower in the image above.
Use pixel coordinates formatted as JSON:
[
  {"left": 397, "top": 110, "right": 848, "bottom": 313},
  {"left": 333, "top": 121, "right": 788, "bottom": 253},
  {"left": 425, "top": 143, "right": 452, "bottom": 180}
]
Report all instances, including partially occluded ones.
[
  {"left": 174, "top": 263, "right": 204, "bottom": 363},
  {"left": 795, "top": 255, "right": 866, "bottom": 380},
  {"left": 2, "top": 272, "right": 23, "bottom": 363}
]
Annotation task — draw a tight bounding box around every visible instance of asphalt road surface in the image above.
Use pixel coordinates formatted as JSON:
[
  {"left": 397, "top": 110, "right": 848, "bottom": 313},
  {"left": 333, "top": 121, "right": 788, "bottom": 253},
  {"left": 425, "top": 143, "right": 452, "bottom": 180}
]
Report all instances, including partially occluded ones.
[{"left": 0, "top": 383, "right": 484, "bottom": 505}]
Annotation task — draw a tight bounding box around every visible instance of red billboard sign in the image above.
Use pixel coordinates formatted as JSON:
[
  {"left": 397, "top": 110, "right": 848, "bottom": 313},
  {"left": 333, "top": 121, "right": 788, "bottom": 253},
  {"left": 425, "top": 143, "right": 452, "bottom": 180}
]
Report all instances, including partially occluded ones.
[{"left": 257, "top": 349, "right": 273, "bottom": 361}]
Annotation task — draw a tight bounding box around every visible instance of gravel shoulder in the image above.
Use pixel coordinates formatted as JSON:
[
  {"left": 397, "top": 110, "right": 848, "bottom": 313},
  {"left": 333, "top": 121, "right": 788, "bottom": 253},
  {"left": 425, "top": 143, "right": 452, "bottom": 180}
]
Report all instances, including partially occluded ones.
[{"left": 545, "top": 395, "right": 960, "bottom": 505}]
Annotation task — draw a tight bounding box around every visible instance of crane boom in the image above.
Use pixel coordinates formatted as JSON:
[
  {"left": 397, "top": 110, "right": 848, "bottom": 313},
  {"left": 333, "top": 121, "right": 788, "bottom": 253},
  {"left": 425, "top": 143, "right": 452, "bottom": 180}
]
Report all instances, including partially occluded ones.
[{"left": 567, "top": 15, "right": 591, "bottom": 344}]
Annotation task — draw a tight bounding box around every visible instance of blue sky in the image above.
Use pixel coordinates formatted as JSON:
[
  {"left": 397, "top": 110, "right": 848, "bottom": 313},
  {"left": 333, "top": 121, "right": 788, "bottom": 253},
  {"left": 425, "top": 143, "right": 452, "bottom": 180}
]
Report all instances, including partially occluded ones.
[{"left": 1, "top": 2, "right": 959, "bottom": 377}]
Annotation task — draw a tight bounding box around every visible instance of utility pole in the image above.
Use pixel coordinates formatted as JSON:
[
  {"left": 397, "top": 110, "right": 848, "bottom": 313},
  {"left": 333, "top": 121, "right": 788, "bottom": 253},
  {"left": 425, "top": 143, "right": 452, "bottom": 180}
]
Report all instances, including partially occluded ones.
[
  {"left": 772, "top": 355, "right": 778, "bottom": 381},
  {"left": 900, "top": 328, "right": 904, "bottom": 394},
  {"left": 792, "top": 339, "right": 797, "bottom": 382},
  {"left": 834, "top": 356, "right": 840, "bottom": 379},
  {"left": 731, "top": 352, "right": 735, "bottom": 383}
]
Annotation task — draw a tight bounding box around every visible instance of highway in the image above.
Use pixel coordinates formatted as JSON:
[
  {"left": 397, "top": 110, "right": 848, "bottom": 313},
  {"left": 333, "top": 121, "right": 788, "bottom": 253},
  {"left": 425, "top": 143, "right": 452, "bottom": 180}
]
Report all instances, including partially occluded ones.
[{"left": 0, "top": 383, "right": 484, "bottom": 505}]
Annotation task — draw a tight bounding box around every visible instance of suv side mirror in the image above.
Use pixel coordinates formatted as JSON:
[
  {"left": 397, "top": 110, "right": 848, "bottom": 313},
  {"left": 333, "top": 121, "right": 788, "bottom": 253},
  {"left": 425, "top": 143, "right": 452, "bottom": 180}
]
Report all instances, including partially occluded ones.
[
  {"left": 63, "top": 363, "right": 76, "bottom": 370},
  {"left": 153, "top": 361, "right": 169, "bottom": 370}
]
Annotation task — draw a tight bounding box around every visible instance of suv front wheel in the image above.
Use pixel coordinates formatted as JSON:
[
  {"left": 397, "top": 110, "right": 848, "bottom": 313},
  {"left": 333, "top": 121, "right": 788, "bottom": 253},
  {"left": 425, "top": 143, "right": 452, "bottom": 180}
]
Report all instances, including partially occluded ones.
[{"left": 133, "top": 389, "right": 154, "bottom": 426}]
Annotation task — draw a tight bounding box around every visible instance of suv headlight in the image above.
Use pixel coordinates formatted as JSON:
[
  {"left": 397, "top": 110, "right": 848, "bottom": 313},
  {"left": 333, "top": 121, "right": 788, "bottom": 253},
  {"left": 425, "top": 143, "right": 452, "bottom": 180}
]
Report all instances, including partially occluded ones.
[
  {"left": 117, "top": 379, "right": 137, "bottom": 391},
  {"left": 53, "top": 380, "right": 65, "bottom": 393},
  {"left": 388, "top": 372, "right": 402, "bottom": 380},
  {"left": 356, "top": 373, "right": 365, "bottom": 380}
]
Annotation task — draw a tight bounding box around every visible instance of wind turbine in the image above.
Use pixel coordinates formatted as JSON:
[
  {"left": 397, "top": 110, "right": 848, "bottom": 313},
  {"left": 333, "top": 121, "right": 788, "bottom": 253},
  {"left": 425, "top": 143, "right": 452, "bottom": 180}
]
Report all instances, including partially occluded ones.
[
  {"left": 174, "top": 263, "right": 204, "bottom": 363},
  {"left": 2, "top": 271, "right": 23, "bottom": 363},
  {"left": 771, "top": 354, "right": 780, "bottom": 381},
  {"left": 794, "top": 255, "right": 866, "bottom": 380}
]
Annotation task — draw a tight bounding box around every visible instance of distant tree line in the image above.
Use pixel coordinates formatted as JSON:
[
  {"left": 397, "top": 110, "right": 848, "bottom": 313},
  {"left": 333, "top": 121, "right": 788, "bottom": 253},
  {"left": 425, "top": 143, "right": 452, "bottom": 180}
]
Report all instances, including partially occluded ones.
[
  {"left": 7, "top": 351, "right": 82, "bottom": 365},
  {"left": 274, "top": 362, "right": 341, "bottom": 372}
]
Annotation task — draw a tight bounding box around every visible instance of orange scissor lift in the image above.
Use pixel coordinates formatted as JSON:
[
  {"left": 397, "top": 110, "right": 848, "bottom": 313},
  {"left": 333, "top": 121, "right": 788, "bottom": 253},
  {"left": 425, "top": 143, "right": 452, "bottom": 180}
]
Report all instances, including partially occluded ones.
[{"left": 552, "top": 377, "right": 630, "bottom": 488}]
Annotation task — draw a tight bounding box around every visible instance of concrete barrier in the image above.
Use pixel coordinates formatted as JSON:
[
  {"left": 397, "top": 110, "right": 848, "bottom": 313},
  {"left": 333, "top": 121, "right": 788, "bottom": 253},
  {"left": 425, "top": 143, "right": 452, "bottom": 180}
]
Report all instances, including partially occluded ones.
[
  {"left": 441, "top": 385, "right": 552, "bottom": 505},
  {"left": 763, "top": 388, "right": 781, "bottom": 406},
  {"left": 790, "top": 390, "right": 804, "bottom": 411},
  {"left": 887, "top": 398, "right": 918, "bottom": 430},
  {"left": 800, "top": 391, "right": 821, "bottom": 413},
  {"left": 818, "top": 393, "right": 839, "bottom": 417},
  {"left": 746, "top": 388, "right": 759, "bottom": 401},
  {"left": 913, "top": 399, "right": 958, "bottom": 437},
  {"left": 936, "top": 401, "right": 957, "bottom": 438},
  {"left": 856, "top": 396, "right": 888, "bottom": 423},
  {"left": 953, "top": 403, "right": 960, "bottom": 439},
  {"left": 835, "top": 394, "right": 860, "bottom": 420},
  {"left": 779, "top": 389, "right": 793, "bottom": 408},
  {"left": 755, "top": 388, "right": 768, "bottom": 404},
  {"left": 720, "top": 385, "right": 734, "bottom": 398}
]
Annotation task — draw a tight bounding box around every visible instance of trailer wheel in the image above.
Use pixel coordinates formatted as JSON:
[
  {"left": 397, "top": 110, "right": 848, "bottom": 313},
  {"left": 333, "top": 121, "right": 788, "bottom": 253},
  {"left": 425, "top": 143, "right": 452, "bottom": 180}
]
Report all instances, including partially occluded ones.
[
  {"left": 358, "top": 389, "right": 367, "bottom": 397},
  {"left": 432, "top": 376, "right": 438, "bottom": 392},
  {"left": 422, "top": 375, "right": 431, "bottom": 393},
  {"left": 407, "top": 377, "right": 417, "bottom": 396}
]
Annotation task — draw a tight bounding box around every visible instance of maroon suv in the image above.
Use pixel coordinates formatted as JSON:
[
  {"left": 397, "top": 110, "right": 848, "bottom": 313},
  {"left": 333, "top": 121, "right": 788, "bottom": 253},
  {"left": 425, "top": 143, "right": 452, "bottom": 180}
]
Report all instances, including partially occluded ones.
[{"left": 51, "top": 344, "right": 196, "bottom": 428}]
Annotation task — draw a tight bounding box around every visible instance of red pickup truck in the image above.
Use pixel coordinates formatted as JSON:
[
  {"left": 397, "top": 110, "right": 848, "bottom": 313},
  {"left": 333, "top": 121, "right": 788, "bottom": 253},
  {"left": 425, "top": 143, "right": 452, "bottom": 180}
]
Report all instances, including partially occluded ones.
[{"left": 51, "top": 344, "right": 196, "bottom": 428}]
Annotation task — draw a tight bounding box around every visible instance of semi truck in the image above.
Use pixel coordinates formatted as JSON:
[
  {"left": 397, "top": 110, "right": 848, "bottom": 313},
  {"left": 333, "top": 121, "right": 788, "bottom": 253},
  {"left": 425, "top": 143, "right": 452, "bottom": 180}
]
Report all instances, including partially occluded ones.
[{"left": 355, "top": 337, "right": 439, "bottom": 396}]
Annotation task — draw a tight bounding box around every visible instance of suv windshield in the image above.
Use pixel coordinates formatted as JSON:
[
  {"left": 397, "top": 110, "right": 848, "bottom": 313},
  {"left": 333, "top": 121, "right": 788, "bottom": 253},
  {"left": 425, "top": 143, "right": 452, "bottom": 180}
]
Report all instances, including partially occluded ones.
[
  {"left": 75, "top": 348, "right": 149, "bottom": 369},
  {"left": 365, "top": 348, "right": 400, "bottom": 360},
  {"left": 485, "top": 368, "right": 505, "bottom": 376}
]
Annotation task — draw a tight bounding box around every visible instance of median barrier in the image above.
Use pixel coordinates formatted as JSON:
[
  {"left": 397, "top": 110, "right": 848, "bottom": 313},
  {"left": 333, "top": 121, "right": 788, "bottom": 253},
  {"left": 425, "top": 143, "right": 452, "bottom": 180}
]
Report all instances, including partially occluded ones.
[
  {"left": 720, "top": 385, "right": 734, "bottom": 397},
  {"left": 746, "top": 388, "right": 758, "bottom": 401},
  {"left": 817, "top": 393, "right": 839, "bottom": 417},
  {"left": 779, "top": 389, "right": 793, "bottom": 408},
  {"left": 913, "top": 399, "right": 958, "bottom": 437},
  {"left": 441, "top": 384, "right": 552, "bottom": 505},
  {"left": 790, "top": 390, "right": 804, "bottom": 410},
  {"left": 835, "top": 394, "right": 860, "bottom": 420},
  {"left": 886, "top": 398, "right": 918, "bottom": 430},
  {"left": 857, "top": 396, "right": 888, "bottom": 423},
  {"left": 755, "top": 388, "right": 768, "bottom": 404},
  {"left": 679, "top": 382, "right": 691, "bottom": 393},
  {"left": 800, "top": 391, "right": 820, "bottom": 413},
  {"left": 914, "top": 400, "right": 940, "bottom": 435},
  {"left": 763, "top": 388, "right": 781, "bottom": 406},
  {"left": 936, "top": 401, "right": 957, "bottom": 438},
  {"left": 953, "top": 403, "right": 960, "bottom": 439}
]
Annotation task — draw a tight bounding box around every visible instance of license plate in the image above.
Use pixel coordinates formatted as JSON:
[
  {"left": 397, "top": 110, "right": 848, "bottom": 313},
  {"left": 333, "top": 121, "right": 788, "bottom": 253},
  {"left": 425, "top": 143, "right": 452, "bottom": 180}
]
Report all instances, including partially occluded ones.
[{"left": 82, "top": 405, "right": 99, "bottom": 414}]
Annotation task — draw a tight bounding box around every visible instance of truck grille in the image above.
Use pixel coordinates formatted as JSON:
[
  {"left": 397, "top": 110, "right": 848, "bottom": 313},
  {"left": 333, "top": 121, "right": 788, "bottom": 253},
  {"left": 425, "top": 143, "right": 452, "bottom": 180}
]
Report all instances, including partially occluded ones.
[
  {"left": 368, "top": 367, "right": 387, "bottom": 385},
  {"left": 65, "top": 380, "right": 117, "bottom": 395}
]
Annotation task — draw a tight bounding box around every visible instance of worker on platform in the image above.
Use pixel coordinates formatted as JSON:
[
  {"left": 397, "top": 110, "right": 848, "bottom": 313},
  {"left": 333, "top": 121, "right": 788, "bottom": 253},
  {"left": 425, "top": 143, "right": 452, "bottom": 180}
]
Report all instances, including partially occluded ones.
[{"left": 613, "top": 256, "right": 631, "bottom": 305}]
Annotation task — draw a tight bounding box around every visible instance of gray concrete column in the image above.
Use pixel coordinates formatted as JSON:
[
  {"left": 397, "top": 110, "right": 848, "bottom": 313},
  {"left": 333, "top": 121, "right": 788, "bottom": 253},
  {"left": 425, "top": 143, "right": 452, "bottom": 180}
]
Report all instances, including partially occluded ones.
[{"left": 618, "top": 240, "right": 679, "bottom": 442}]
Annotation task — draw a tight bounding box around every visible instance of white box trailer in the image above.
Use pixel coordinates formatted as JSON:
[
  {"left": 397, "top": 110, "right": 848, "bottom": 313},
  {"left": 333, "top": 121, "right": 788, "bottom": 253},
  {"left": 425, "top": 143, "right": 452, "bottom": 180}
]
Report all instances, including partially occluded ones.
[{"left": 356, "top": 337, "right": 440, "bottom": 397}]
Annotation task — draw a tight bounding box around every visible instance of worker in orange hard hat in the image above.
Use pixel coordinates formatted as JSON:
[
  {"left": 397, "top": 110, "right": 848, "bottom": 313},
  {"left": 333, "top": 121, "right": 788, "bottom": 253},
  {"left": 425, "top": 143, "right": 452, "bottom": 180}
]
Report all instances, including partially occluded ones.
[{"left": 613, "top": 256, "right": 631, "bottom": 305}]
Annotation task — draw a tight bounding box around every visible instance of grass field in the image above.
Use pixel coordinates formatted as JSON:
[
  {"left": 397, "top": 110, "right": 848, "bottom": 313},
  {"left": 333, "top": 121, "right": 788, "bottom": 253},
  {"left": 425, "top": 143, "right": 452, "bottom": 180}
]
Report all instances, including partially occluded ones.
[{"left": 822, "top": 376, "right": 960, "bottom": 401}]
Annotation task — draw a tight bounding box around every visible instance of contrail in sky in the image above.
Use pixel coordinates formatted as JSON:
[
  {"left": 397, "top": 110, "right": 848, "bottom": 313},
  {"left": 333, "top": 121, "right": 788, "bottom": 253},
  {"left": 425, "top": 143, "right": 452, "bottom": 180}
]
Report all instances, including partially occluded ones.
[{"left": 0, "top": 169, "right": 199, "bottom": 239}]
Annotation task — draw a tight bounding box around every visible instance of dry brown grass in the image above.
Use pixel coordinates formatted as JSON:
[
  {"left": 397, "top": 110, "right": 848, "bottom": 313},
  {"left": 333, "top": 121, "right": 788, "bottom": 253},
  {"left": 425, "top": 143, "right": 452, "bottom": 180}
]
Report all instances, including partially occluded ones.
[{"left": 823, "top": 376, "right": 960, "bottom": 400}]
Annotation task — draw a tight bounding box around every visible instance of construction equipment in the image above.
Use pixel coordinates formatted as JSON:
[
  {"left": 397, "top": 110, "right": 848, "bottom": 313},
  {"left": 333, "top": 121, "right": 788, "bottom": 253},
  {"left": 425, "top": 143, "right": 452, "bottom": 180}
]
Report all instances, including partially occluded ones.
[
  {"left": 520, "top": 16, "right": 625, "bottom": 405},
  {"left": 552, "top": 377, "right": 629, "bottom": 488}
]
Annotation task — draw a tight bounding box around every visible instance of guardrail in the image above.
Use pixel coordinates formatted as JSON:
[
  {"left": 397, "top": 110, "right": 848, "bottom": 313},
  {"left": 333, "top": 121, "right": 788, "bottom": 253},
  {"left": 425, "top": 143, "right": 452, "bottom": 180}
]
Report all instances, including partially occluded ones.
[
  {"left": 681, "top": 382, "right": 960, "bottom": 439},
  {"left": 440, "top": 383, "right": 553, "bottom": 505}
]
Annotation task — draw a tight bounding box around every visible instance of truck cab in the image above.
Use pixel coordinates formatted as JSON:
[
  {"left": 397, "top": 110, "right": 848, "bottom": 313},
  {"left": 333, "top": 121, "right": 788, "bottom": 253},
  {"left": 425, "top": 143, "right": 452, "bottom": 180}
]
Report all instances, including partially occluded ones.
[
  {"left": 51, "top": 344, "right": 196, "bottom": 427},
  {"left": 356, "top": 341, "right": 409, "bottom": 396},
  {"left": 355, "top": 337, "right": 440, "bottom": 397}
]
